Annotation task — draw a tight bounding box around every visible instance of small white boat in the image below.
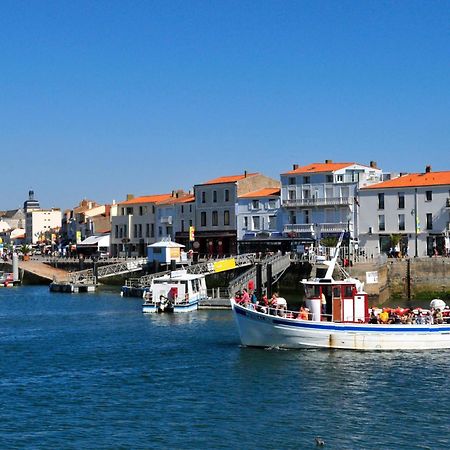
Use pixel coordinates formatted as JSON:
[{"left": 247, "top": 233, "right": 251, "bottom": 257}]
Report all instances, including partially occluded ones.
[
  {"left": 143, "top": 270, "right": 208, "bottom": 313},
  {"left": 231, "top": 234, "right": 450, "bottom": 351}
]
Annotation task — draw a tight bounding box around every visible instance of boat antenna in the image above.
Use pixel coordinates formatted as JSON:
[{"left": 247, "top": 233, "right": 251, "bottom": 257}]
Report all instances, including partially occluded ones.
[{"left": 324, "top": 231, "right": 345, "bottom": 280}]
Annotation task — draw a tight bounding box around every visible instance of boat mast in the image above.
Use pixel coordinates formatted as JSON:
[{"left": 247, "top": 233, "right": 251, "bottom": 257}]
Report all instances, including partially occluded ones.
[{"left": 323, "top": 231, "right": 345, "bottom": 280}]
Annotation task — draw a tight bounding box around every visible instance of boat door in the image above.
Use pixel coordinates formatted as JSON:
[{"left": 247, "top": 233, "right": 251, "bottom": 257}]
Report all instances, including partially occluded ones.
[{"left": 332, "top": 285, "right": 342, "bottom": 322}]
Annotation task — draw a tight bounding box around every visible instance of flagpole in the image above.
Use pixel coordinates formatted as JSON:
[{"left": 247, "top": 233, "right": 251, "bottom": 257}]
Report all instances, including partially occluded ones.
[{"left": 414, "top": 188, "right": 418, "bottom": 257}]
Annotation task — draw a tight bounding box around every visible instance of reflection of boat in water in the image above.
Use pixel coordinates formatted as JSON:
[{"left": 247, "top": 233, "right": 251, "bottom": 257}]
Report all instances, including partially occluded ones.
[
  {"left": 231, "top": 234, "right": 450, "bottom": 351},
  {"left": 143, "top": 270, "right": 208, "bottom": 313}
]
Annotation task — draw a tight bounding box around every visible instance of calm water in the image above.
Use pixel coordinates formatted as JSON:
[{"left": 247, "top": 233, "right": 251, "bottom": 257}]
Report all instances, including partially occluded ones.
[{"left": 1, "top": 287, "right": 450, "bottom": 449}]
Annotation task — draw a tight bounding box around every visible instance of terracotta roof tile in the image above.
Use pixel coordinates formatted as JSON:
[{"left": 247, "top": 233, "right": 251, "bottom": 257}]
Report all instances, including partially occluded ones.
[
  {"left": 283, "top": 162, "right": 356, "bottom": 175},
  {"left": 119, "top": 194, "right": 172, "bottom": 205},
  {"left": 200, "top": 173, "right": 259, "bottom": 185},
  {"left": 156, "top": 195, "right": 195, "bottom": 205},
  {"left": 239, "top": 188, "right": 280, "bottom": 198},
  {"left": 363, "top": 171, "right": 450, "bottom": 189}
]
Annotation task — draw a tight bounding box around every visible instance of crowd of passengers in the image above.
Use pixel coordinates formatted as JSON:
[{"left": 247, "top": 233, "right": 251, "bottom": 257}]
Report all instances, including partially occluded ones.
[
  {"left": 369, "top": 307, "right": 450, "bottom": 325},
  {"left": 235, "top": 289, "right": 450, "bottom": 324}
]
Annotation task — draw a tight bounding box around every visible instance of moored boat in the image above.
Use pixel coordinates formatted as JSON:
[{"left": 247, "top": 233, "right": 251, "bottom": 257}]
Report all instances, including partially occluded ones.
[
  {"left": 143, "top": 270, "right": 208, "bottom": 313},
  {"left": 231, "top": 235, "right": 450, "bottom": 351}
]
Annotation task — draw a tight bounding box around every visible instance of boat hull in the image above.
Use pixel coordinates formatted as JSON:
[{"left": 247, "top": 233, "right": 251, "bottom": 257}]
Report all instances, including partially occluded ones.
[
  {"left": 143, "top": 300, "right": 199, "bottom": 314},
  {"left": 231, "top": 301, "right": 450, "bottom": 351}
]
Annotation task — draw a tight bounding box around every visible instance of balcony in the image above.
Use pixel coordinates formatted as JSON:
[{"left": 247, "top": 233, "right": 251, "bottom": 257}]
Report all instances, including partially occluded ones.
[
  {"left": 283, "top": 223, "right": 348, "bottom": 234},
  {"left": 160, "top": 216, "right": 173, "bottom": 225},
  {"left": 282, "top": 197, "right": 352, "bottom": 208}
]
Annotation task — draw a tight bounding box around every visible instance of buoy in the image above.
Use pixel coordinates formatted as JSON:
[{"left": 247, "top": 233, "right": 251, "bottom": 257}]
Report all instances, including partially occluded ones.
[{"left": 315, "top": 437, "right": 325, "bottom": 446}]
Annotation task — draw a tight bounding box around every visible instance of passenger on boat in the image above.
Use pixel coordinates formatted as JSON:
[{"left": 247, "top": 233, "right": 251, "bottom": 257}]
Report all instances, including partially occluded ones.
[
  {"left": 276, "top": 296, "right": 287, "bottom": 317},
  {"left": 368, "top": 311, "right": 378, "bottom": 324},
  {"left": 320, "top": 293, "right": 326, "bottom": 316},
  {"left": 242, "top": 289, "right": 250, "bottom": 307},
  {"left": 235, "top": 291, "right": 243, "bottom": 304},
  {"left": 257, "top": 294, "right": 269, "bottom": 313},
  {"left": 434, "top": 309, "right": 444, "bottom": 324},
  {"left": 250, "top": 291, "right": 258, "bottom": 308},
  {"left": 298, "top": 306, "right": 309, "bottom": 321},
  {"left": 379, "top": 309, "right": 389, "bottom": 324},
  {"left": 269, "top": 293, "right": 278, "bottom": 315}
]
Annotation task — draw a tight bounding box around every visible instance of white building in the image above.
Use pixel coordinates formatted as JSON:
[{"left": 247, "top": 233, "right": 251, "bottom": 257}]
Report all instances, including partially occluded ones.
[
  {"left": 25, "top": 209, "right": 62, "bottom": 244},
  {"left": 359, "top": 166, "right": 450, "bottom": 257},
  {"left": 237, "top": 187, "right": 282, "bottom": 253},
  {"left": 193, "top": 172, "right": 280, "bottom": 255},
  {"left": 280, "top": 160, "right": 383, "bottom": 248}
]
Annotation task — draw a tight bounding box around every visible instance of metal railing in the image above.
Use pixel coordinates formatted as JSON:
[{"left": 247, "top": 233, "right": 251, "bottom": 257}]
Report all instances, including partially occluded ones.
[
  {"left": 228, "top": 253, "right": 292, "bottom": 297},
  {"left": 282, "top": 197, "right": 352, "bottom": 208}
]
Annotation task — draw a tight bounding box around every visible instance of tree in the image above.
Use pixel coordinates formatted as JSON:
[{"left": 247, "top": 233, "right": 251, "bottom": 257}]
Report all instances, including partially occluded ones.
[{"left": 320, "top": 237, "right": 338, "bottom": 248}]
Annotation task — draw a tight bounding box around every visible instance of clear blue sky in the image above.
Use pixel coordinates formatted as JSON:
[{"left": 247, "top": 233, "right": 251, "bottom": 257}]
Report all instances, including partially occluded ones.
[{"left": 1, "top": 0, "right": 449, "bottom": 210}]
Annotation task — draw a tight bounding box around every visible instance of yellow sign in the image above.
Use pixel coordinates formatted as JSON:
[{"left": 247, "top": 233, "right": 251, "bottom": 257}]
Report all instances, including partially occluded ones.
[
  {"left": 189, "top": 226, "right": 195, "bottom": 242},
  {"left": 170, "top": 247, "right": 181, "bottom": 260},
  {"left": 76, "top": 231, "right": 82, "bottom": 244},
  {"left": 213, "top": 258, "right": 236, "bottom": 273}
]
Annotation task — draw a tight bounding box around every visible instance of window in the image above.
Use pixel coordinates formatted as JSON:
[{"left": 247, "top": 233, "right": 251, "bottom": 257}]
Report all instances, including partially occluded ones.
[
  {"left": 213, "top": 190, "right": 217, "bottom": 203},
  {"left": 426, "top": 191, "right": 432, "bottom": 201},
  {"left": 398, "top": 193, "right": 405, "bottom": 209},
  {"left": 378, "top": 215, "right": 385, "bottom": 231},
  {"left": 134, "top": 224, "right": 138, "bottom": 238},
  {"left": 326, "top": 175, "right": 333, "bottom": 183},
  {"left": 398, "top": 214, "right": 405, "bottom": 231},
  {"left": 151, "top": 223, "right": 154, "bottom": 238},
  {"left": 426, "top": 213, "right": 433, "bottom": 230},
  {"left": 115, "top": 225, "right": 119, "bottom": 238},
  {"left": 268, "top": 215, "right": 277, "bottom": 229},
  {"left": 252, "top": 199, "right": 260, "bottom": 209},
  {"left": 189, "top": 219, "right": 192, "bottom": 227},
  {"left": 212, "top": 211, "right": 218, "bottom": 226},
  {"left": 289, "top": 210, "right": 296, "bottom": 224},
  {"left": 159, "top": 226, "right": 162, "bottom": 236},
  {"left": 152, "top": 205, "right": 155, "bottom": 214},
  {"left": 336, "top": 175, "right": 343, "bottom": 182},
  {"left": 119, "top": 227, "right": 123, "bottom": 238},
  {"left": 146, "top": 224, "right": 150, "bottom": 238},
  {"left": 224, "top": 210, "right": 230, "bottom": 226},
  {"left": 126, "top": 207, "right": 133, "bottom": 215},
  {"left": 303, "top": 176, "right": 310, "bottom": 184},
  {"left": 181, "top": 205, "right": 184, "bottom": 214},
  {"left": 244, "top": 216, "right": 248, "bottom": 228},
  {"left": 225, "top": 189, "right": 230, "bottom": 202},
  {"left": 288, "top": 190, "right": 296, "bottom": 200},
  {"left": 304, "top": 210, "right": 310, "bottom": 224},
  {"left": 181, "top": 220, "right": 185, "bottom": 232},
  {"left": 378, "top": 193, "right": 385, "bottom": 210},
  {"left": 288, "top": 177, "right": 296, "bottom": 185},
  {"left": 124, "top": 225, "right": 127, "bottom": 236},
  {"left": 138, "top": 224, "right": 142, "bottom": 238},
  {"left": 201, "top": 212, "right": 207, "bottom": 226},
  {"left": 252, "top": 216, "right": 260, "bottom": 230},
  {"left": 201, "top": 192, "right": 206, "bottom": 203},
  {"left": 139, "top": 206, "right": 143, "bottom": 216},
  {"left": 303, "top": 189, "right": 310, "bottom": 199},
  {"left": 189, "top": 205, "right": 192, "bottom": 212},
  {"left": 121, "top": 207, "right": 125, "bottom": 215}
]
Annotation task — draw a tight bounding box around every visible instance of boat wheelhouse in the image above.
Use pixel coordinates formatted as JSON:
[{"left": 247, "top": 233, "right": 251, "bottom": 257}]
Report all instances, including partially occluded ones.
[{"left": 143, "top": 270, "right": 208, "bottom": 313}]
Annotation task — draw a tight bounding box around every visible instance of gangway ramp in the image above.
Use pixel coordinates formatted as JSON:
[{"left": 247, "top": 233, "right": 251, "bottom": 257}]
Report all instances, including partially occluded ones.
[
  {"left": 228, "top": 253, "right": 292, "bottom": 297},
  {"left": 125, "top": 253, "right": 257, "bottom": 289},
  {"left": 66, "top": 258, "right": 148, "bottom": 284}
]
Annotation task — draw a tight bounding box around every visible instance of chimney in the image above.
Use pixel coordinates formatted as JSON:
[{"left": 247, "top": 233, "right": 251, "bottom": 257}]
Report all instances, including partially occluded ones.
[
  {"left": 370, "top": 161, "right": 377, "bottom": 168},
  {"left": 126, "top": 194, "right": 134, "bottom": 201},
  {"left": 171, "top": 190, "right": 175, "bottom": 197},
  {"left": 425, "top": 165, "right": 431, "bottom": 173},
  {"left": 325, "top": 159, "right": 333, "bottom": 164},
  {"left": 244, "top": 170, "right": 247, "bottom": 178},
  {"left": 293, "top": 164, "right": 299, "bottom": 170}
]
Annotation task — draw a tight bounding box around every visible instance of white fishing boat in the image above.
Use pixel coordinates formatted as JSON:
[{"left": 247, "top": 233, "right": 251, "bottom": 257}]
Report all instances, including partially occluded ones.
[
  {"left": 231, "top": 234, "right": 450, "bottom": 350},
  {"left": 143, "top": 270, "right": 208, "bottom": 313}
]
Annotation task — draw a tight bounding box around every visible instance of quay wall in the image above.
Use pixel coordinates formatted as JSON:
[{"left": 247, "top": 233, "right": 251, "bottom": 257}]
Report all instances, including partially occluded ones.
[{"left": 350, "top": 257, "right": 450, "bottom": 304}]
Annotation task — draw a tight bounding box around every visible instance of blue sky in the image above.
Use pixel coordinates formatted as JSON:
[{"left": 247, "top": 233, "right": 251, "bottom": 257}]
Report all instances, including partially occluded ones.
[{"left": 1, "top": 0, "right": 449, "bottom": 210}]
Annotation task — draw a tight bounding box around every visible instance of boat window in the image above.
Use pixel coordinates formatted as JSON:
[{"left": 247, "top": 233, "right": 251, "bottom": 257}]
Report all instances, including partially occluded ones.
[
  {"left": 304, "top": 286, "right": 313, "bottom": 298},
  {"left": 333, "top": 287, "right": 341, "bottom": 298},
  {"left": 313, "top": 285, "right": 321, "bottom": 298},
  {"left": 344, "top": 285, "right": 353, "bottom": 298}
]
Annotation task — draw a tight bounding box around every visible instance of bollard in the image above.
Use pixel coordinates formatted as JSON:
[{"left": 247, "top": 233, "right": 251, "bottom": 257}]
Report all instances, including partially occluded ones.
[{"left": 12, "top": 253, "right": 19, "bottom": 282}]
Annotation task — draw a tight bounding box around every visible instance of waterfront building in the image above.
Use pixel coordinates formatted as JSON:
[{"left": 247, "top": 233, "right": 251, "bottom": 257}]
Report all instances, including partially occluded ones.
[
  {"left": 193, "top": 172, "right": 280, "bottom": 255},
  {"left": 154, "top": 190, "right": 192, "bottom": 242},
  {"left": 359, "top": 166, "right": 450, "bottom": 257},
  {"left": 171, "top": 194, "right": 196, "bottom": 249},
  {"left": 237, "top": 187, "right": 283, "bottom": 254},
  {"left": 280, "top": 160, "right": 383, "bottom": 251},
  {"left": 0, "top": 208, "right": 25, "bottom": 231},
  {"left": 25, "top": 208, "right": 62, "bottom": 244},
  {"left": 110, "top": 192, "right": 191, "bottom": 257}
]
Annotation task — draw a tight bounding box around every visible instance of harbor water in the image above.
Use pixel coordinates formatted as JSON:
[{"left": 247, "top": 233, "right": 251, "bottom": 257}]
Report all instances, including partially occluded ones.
[{"left": 1, "top": 286, "right": 450, "bottom": 449}]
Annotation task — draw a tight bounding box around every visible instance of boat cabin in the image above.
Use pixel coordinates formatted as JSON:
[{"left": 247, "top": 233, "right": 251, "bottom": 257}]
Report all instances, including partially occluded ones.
[
  {"left": 304, "top": 280, "right": 369, "bottom": 323},
  {"left": 147, "top": 270, "right": 207, "bottom": 305}
]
